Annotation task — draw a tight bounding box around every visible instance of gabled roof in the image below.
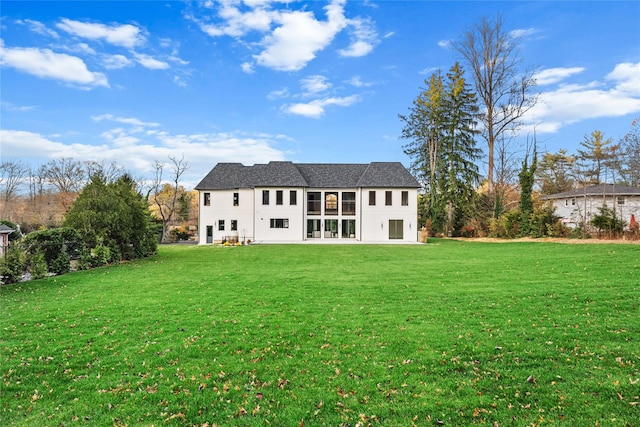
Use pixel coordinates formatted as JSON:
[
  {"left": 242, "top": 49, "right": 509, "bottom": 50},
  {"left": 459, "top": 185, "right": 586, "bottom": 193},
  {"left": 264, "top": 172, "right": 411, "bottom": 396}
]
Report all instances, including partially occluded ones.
[
  {"left": 541, "top": 184, "right": 640, "bottom": 200},
  {"left": 195, "top": 161, "right": 420, "bottom": 190},
  {"left": 0, "top": 224, "right": 15, "bottom": 234}
]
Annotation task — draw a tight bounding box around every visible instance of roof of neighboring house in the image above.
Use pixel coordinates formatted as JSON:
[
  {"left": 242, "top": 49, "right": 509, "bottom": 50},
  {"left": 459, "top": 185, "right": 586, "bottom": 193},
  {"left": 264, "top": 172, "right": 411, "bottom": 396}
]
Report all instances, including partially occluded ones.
[
  {"left": 195, "top": 161, "right": 420, "bottom": 190},
  {"left": 540, "top": 184, "right": 640, "bottom": 200},
  {"left": 0, "top": 224, "right": 15, "bottom": 234}
]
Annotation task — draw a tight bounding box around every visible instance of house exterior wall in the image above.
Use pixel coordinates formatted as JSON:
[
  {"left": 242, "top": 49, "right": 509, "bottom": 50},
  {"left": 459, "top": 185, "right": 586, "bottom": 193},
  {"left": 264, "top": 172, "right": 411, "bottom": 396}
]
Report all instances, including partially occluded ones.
[
  {"left": 197, "top": 186, "right": 418, "bottom": 243},
  {"left": 550, "top": 195, "right": 640, "bottom": 228},
  {"left": 254, "top": 187, "right": 305, "bottom": 242},
  {"left": 198, "top": 188, "right": 254, "bottom": 243},
  {"left": 359, "top": 188, "right": 418, "bottom": 242}
]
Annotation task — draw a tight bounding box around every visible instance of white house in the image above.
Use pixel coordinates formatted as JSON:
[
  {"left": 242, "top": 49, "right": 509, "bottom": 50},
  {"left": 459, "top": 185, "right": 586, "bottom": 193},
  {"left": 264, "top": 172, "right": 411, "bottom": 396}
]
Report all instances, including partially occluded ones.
[
  {"left": 194, "top": 161, "right": 421, "bottom": 243},
  {"left": 541, "top": 184, "right": 640, "bottom": 228}
]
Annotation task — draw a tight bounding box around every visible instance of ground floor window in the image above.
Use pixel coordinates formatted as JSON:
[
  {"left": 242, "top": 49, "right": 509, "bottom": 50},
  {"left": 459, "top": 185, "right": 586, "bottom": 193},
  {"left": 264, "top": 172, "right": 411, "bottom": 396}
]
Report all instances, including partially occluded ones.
[
  {"left": 231, "top": 220, "right": 238, "bottom": 231},
  {"left": 270, "top": 218, "right": 289, "bottom": 228},
  {"left": 307, "top": 219, "right": 321, "bottom": 238},
  {"left": 389, "top": 219, "right": 403, "bottom": 239},
  {"left": 325, "top": 219, "right": 338, "bottom": 238},
  {"left": 218, "top": 220, "right": 225, "bottom": 231},
  {"left": 342, "top": 220, "right": 356, "bottom": 238}
]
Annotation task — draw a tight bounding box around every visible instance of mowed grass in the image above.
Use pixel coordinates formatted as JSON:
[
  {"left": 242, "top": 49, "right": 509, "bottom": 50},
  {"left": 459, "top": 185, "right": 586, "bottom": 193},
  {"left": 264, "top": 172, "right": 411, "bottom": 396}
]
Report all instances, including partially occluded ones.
[{"left": 1, "top": 240, "right": 639, "bottom": 426}]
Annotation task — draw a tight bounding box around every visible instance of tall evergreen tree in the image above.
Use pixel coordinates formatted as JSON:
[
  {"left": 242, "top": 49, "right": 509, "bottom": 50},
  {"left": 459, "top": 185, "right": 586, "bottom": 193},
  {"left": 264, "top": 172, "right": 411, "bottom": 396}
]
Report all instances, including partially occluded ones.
[
  {"left": 400, "top": 71, "right": 447, "bottom": 231},
  {"left": 518, "top": 146, "right": 537, "bottom": 236},
  {"left": 537, "top": 150, "right": 575, "bottom": 195},
  {"left": 400, "top": 63, "right": 481, "bottom": 235},
  {"left": 441, "top": 62, "right": 482, "bottom": 234},
  {"left": 576, "top": 130, "right": 619, "bottom": 185},
  {"left": 64, "top": 173, "right": 157, "bottom": 261}
]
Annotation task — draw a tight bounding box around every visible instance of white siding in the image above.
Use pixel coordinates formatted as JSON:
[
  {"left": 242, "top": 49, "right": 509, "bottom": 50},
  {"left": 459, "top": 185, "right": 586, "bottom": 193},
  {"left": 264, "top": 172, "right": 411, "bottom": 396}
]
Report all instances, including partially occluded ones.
[
  {"left": 198, "top": 187, "right": 419, "bottom": 243},
  {"left": 254, "top": 188, "right": 305, "bottom": 241},
  {"left": 199, "top": 188, "right": 254, "bottom": 243},
  {"left": 360, "top": 188, "right": 418, "bottom": 242},
  {"left": 550, "top": 195, "right": 640, "bottom": 228}
]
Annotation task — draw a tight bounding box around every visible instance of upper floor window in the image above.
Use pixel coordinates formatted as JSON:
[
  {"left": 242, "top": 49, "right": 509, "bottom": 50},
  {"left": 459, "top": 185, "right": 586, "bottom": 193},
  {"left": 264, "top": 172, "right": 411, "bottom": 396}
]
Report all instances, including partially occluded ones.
[
  {"left": 401, "top": 191, "right": 409, "bottom": 206},
  {"left": 307, "top": 192, "right": 321, "bottom": 215},
  {"left": 325, "top": 192, "right": 338, "bottom": 215},
  {"left": 385, "top": 191, "right": 392, "bottom": 206},
  {"left": 369, "top": 191, "right": 376, "bottom": 206},
  {"left": 276, "top": 190, "right": 283, "bottom": 205},
  {"left": 290, "top": 190, "right": 297, "bottom": 205},
  {"left": 233, "top": 192, "right": 239, "bottom": 206},
  {"left": 204, "top": 192, "right": 211, "bottom": 206},
  {"left": 262, "top": 190, "right": 270, "bottom": 205},
  {"left": 342, "top": 192, "right": 356, "bottom": 215}
]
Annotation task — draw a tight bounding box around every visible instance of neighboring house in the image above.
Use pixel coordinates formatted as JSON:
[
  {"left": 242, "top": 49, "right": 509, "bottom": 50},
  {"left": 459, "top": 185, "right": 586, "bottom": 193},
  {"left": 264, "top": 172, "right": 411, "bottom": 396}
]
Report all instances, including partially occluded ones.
[
  {"left": 540, "top": 184, "right": 640, "bottom": 228},
  {"left": 194, "top": 161, "right": 420, "bottom": 243},
  {"left": 0, "top": 224, "right": 15, "bottom": 257}
]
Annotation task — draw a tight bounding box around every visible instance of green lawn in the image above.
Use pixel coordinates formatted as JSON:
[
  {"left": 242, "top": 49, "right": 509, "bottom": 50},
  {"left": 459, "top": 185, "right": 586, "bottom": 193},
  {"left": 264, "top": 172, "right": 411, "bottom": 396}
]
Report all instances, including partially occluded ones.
[{"left": 1, "top": 240, "right": 639, "bottom": 426}]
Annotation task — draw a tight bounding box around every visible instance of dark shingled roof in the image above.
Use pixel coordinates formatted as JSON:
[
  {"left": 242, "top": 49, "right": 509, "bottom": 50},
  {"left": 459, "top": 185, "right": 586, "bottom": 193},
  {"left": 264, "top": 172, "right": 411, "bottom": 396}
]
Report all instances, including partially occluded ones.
[
  {"left": 540, "top": 184, "right": 640, "bottom": 200},
  {"left": 195, "top": 161, "right": 419, "bottom": 190}
]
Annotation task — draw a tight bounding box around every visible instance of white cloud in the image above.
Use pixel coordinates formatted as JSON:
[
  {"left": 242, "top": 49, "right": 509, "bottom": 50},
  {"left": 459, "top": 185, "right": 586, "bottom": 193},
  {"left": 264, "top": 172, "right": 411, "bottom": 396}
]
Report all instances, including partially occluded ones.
[
  {"left": 523, "top": 62, "right": 640, "bottom": 134},
  {"left": 0, "top": 44, "right": 108, "bottom": 88},
  {"left": 101, "top": 127, "right": 141, "bottom": 147},
  {"left": 193, "top": 0, "right": 377, "bottom": 72},
  {"left": 101, "top": 54, "right": 133, "bottom": 69},
  {"left": 133, "top": 53, "right": 170, "bottom": 70},
  {"left": 346, "top": 75, "right": 375, "bottom": 88},
  {"left": 534, "top": 67, "right": 585, "bottom": 85},
  {"left": 70, "top": 42, "right": 97, "bottom": 55},
  {"left": 56, "top": 18, "right": 145, "bottom": 48},
  {"left": 197, "top": 2, "right": 274, "bottom": 37},
  {"left": 606, "top": 62, "right": 640, "bottom": 96},
  {"left": 510, "top": 28, "right": 539, "bottom": 39},
  {"left": 339, "top": 17, "right": 378, "bottom": 58},
  {"left": 1, "top": 102, "right": 36, "bottom": 112},
  {"left": 92, "top": 114, "right": 160, "bottom": 128},
  {"left": 437, "top": 39, "right": 451, "bottom": 49},
  {"left": 254, "top": 3, "right": 347, "bottom": 72},
  {"left": 283, "top": 95, "right": 360, "bottom": 118},
  {"left": 241, "top": 61, "right": 255, "bottom": 73},
  {"left": 300, "top": 75, "right": 331, "bottom": 95},
  {"left": 267, "top": 87, "right": 289, "bottom": 100},
  {"left": 17, "top": 19, "right": 59, "bottom": 38}
]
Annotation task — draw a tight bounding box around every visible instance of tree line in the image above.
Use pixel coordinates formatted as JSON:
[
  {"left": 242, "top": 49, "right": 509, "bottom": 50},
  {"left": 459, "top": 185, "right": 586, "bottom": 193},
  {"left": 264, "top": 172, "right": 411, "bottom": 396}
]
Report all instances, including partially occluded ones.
[
  {"left": 0, "top": 156, "right": 195, "bottom": 284},
  {"left": 400, "top": 14, "right": 639, "bottom": 238}
]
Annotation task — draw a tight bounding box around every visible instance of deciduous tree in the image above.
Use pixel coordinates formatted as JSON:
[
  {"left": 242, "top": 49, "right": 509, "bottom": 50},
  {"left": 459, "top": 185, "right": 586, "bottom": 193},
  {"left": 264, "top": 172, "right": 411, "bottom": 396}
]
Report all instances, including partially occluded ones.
[
  {"left": 149, "top": 155, "right": 189, "bottom": 243},
  {"left": 453, "top": 14, "right": 537, "bottom": 195}
]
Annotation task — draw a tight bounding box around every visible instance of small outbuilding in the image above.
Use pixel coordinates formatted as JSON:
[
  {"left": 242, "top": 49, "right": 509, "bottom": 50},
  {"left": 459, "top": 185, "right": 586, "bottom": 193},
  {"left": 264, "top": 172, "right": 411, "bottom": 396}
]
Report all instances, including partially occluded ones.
[{"left": 0, "top": 224, "right": 15, "bottom": 257}]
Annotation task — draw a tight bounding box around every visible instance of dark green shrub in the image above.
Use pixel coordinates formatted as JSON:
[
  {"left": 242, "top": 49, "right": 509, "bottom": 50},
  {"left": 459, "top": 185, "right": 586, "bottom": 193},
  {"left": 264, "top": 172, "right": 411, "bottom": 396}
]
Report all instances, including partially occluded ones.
[
  {"left": 22, "top": 227, "right": 83, "bottom": 271},
  {"left": 0, "top": 244, "right": 26, "bottom": 284},
  {"left": 50, "top": 249, "right": 71, "bottom": 275},
  {"left": 591, "top": 204, "right": 626, "bottom": 235},
  {"left": 92, "top": 244, "right": 111, "bottom": 267},
  {"left": 29, "top": 250, "right": 49, "bottom": 280}
]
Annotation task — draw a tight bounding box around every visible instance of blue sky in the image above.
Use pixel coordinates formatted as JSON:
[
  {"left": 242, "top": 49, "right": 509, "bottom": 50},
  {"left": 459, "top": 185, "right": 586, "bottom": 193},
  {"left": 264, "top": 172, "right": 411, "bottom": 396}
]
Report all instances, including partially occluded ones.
[{"left": 1, "top": 0, "right": 639, "bottom": 188}]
